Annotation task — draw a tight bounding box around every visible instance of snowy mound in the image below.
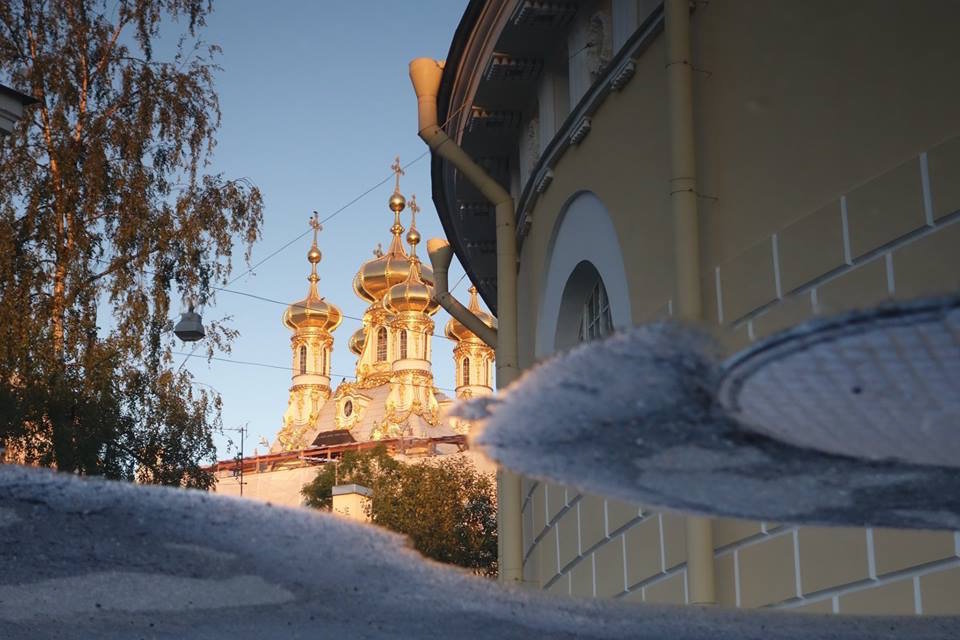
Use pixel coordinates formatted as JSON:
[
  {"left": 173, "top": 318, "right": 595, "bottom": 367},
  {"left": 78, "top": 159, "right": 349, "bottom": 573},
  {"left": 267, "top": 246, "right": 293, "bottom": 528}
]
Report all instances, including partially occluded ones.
[
  {"left": 465, "top": 322, "right": 960, "bottom": 530},
  {"left": 1, "top": 465, "right": 956, "bottom": 638}
]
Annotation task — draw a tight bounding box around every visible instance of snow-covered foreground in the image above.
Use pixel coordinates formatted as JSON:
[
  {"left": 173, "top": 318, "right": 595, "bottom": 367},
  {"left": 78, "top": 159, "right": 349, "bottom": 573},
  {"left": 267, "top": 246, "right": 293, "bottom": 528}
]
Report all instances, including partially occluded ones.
[
  {"left": 465, "top": 321, "right": 960, "bottom": 530},
  {"left": 1, "top": 465, "right": 956, "bottom": 639}
]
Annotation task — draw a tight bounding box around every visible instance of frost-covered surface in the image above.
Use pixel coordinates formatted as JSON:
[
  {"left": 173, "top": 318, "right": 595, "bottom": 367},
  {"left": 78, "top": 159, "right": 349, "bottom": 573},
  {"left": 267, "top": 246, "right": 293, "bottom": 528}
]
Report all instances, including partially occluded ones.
[
  {"left": 721, "top": 296, "right": 960, "bottom": 468},
  {"left": 465, "top": 322, "right": 960, "bottom": 530},
  {"left": 2, "top": 465, "right": 958, "bottom": 638}
]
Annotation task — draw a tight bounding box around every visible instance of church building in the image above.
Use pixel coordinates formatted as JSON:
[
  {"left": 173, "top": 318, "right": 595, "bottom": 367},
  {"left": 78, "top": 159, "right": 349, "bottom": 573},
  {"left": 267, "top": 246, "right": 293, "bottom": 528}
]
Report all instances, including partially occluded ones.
[{"left": 213, "top": 164, "right": 495, "bottom": 506}]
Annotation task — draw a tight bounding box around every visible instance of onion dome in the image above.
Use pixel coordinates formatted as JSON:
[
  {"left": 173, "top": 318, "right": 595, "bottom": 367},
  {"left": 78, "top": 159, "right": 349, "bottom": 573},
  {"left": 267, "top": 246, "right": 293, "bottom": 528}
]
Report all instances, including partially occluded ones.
[
  {"left": 382, "top": 197, "right": 439, "bottom": 316},
  {"left": 383, "top": 259, "right": 439, "bottom": 315},
  {"left": 282, "top": 214, "right": 342, "bottom": 332},
  {"left": 353, "top": 160, "right": 433, "bottom": 303},
  {"left": 348, "top": 327, "right": 366, "bottom": 355},
  {"left": 446, "top": 286, "right": 497, "bottom": 342}
]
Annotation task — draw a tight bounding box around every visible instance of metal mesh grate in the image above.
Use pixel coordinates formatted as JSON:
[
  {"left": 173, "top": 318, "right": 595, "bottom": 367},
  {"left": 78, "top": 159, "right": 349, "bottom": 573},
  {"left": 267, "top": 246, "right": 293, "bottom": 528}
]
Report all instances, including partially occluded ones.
[{"left": 719, "top": 296, "right": 960, "bottom": 467}]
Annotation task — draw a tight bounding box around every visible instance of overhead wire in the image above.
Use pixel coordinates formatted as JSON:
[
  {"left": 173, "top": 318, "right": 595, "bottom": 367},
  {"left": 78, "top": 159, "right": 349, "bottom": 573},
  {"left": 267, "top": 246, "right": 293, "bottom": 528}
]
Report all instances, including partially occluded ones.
[
  {"left": 90, "top": 96, "right": 483, "bottom": 391},
  {"left": 171, "top": 350, "right": 459, "bottom": 395},
  {"left": 226, "top": 97, "right": 473, "bottom": 286},
  {"left": 210, "top": 284, "right": 466, "bottom": 344},
  {"left": 226, "top": 150, "right": 429, "bottom": 285}
]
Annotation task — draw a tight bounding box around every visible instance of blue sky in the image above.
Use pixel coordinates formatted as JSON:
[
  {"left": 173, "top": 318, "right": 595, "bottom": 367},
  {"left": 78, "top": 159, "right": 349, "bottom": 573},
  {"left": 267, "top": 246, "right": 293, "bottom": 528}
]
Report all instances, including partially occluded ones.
[{"left": 177, "top": 1, "right": 471, "bottom": 459}]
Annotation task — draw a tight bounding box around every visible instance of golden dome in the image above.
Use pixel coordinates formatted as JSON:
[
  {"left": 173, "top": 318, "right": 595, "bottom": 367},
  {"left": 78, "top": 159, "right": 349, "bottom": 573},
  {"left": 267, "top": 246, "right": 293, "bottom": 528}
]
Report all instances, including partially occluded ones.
[
  {"left": 389, "top": 191, "right": 406, "bottom": 212},
  {"left": 283, "top": 215, "right": 342, "bottom": 333},
  {"left": 348, "top": 327, "right": 366, "bottom": 355},
  {"left": 353, "top": 180, "right": 433, "bottom": 304},
  {"left": 383, "top": 258, "right": 439, "bottom": 315},
  {"left": 446, "top": 286, "right": 496, "bottom": 342}
]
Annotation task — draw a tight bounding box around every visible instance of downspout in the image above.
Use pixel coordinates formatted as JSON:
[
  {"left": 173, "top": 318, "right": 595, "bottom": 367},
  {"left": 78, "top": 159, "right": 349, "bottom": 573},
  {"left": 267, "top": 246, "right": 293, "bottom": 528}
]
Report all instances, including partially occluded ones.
[
  {"left": 665, "top": 0, "right": 716, "bottom": 605},
  {"left": 426, "top": 237, "right": 498, "bottom": 350},
  {"left": 409, "top": 58, "right": 524, "bottom": 584}
]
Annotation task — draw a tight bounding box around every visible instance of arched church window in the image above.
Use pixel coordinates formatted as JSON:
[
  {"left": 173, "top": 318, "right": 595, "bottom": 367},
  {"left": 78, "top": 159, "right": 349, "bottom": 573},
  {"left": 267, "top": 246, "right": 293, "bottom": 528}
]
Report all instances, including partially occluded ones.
[
  {"left": 344, "top": 399, "right": 353, "bottom": 418},
  {"left": 399, "top": 330, "right": 408, "bottom": 359},
  {"left": 376, "top": 327, "right": 387, "bottom": 362},
  {"left": 299, "top": 345, "right": 307, "bottom": 375},
  {"left": 462, "top": 357, "right": 471, "bottom": 386},
  {"left": 321, "top": 348, "right": 327, "bottom": 375},
  {"left": 578, "top": 278, "right": 612, "bottom": 343}
]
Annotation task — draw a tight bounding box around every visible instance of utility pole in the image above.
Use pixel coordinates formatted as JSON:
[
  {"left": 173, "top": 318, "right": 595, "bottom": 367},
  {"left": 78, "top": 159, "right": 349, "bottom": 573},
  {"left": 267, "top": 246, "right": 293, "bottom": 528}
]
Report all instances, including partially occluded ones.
[{"left": 224, "top": 424, "right": 248, "bottom": 496}]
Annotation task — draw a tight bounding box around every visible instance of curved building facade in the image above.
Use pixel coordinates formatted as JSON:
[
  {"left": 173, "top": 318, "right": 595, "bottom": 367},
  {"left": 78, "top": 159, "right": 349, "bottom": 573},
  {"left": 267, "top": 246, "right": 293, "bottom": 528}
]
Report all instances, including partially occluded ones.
[{"left": 428, "top": 0, "right": 960, "bottom": 614}]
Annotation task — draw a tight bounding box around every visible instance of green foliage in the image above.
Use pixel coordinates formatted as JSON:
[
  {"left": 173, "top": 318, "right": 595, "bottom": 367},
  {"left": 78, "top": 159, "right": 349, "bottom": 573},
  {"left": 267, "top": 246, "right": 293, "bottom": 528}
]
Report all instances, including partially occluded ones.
[
  {"left": 302, "top": 447, "right": 498, "bottom": 577},
  {"left": 301, "top": 445, "right": 401, "bottom": 511},
  {"left": 0, "top": 0, "right": 263, "bottom": 486}
]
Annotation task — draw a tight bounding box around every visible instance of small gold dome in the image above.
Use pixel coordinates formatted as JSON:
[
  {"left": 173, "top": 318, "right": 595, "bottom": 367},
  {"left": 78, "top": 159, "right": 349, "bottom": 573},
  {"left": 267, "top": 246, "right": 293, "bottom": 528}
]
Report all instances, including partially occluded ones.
[
  {"left": 389, "top": 192, "right": 406, "bottom": 212},
  {"left": 354, "top": 223, "right": 434, "bottom": 303},
  {"left": 285, "top": 215, "right": 341, "bottom": 333},
  {"left": 348, "top": 327, "right": 366, "bottom": 355},
  {"left": 383, "top": 260, "right": 439, "bottom": 315},
  {"left": 283, "top": 285, "right": 342, "bottom": 333},
  {"left": 406, "top": 226, "right": 421, "bottom": 247},
  {"left": 446, "top": 286, "right": 496, "bottom": 342}
]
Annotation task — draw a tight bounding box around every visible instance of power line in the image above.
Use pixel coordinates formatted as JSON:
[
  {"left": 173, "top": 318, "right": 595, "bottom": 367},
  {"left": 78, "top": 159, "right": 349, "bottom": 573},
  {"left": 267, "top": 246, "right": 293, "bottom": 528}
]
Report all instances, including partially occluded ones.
[
  {"left": 210, "top": 284, "right": 463, "bottom": 343},
  {"left": 228, "top": 97, "right": 473, "bottom": 285},
  {"left": 172, "top": 350, "right": 459, "bottom": 395},
  {"left": 227, "top": 149, "right": 430, "bottom": 285},
  {"left": 450, "top": 271, "right": 469, "bottom": 293}
]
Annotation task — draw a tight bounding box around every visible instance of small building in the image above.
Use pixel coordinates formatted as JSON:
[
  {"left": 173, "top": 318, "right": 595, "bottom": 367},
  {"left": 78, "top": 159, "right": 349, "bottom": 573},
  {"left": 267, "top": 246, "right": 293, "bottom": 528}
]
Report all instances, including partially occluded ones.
[{"left": 332, "top": 484, "right": 373, "bottom": 522}]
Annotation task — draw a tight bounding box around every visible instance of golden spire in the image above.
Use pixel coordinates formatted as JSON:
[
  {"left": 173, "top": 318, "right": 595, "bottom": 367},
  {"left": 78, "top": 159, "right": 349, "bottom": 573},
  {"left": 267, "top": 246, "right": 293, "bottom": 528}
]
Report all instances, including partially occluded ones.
[
  {"left": 283, "top": 212, "right": 341, "bottom": 332},
  {"left": 406, "top": 194, "right": 421, "bottom": 258},
  {"left": 388, "top": 156, "right": 407, "bottom": 217},
  {"left": 307, "top": 211, "right": 322, "bottom": 288},
  {"left": 353, "top": 156, "right": 434, "bottom": 303}
]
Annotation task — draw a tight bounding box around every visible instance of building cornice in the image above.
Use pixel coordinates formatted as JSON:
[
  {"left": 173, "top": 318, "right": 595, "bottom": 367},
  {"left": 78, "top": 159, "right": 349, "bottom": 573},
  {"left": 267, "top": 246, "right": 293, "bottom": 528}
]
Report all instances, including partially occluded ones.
[
  {"left": 513, "top": 6, "right": 664, "bottom": 248},
  {"left": 432, "top": 2, "right": 667, "bottom": 306}
]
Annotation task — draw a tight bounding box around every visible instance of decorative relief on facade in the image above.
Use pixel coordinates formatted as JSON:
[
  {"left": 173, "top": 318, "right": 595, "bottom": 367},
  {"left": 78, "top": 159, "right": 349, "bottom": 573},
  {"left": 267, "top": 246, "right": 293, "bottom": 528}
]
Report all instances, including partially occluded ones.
[
  {"left": 265, "top": 159, "right": 495, "bottom": 456},
  {"left": 586, "top": 11, "right": 613, "bottom": 82}
]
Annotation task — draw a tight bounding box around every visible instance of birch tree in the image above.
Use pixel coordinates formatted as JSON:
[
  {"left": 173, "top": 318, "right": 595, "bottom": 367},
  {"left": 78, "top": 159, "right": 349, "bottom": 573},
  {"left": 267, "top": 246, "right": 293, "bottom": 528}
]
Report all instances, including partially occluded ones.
[{"left": 0, "top": 0, "right": 263, "bottom": 486}]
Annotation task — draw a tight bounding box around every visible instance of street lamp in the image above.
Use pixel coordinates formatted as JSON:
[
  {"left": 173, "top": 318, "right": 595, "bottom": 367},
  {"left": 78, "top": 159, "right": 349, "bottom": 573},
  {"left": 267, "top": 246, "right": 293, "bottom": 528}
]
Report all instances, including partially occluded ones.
[{"left": 173, "top": 305, "right": 205, "bottom": 342}]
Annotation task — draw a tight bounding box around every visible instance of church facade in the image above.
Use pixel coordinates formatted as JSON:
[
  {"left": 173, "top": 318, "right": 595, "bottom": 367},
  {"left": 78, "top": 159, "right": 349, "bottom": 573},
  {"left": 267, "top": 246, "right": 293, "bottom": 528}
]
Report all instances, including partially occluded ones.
[{"left": 213, "top": 168, "right": 495, "bottom": 507}]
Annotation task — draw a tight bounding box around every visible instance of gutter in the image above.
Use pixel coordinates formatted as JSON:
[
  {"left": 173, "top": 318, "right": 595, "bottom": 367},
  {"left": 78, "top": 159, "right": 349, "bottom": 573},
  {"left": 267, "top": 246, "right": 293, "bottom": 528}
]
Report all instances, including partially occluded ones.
[
  {"left": 409, "top": 57, "right": 525, "bottom": 584},
  {"left": 664, "top": 0, "right": 716, "bottom": 605}
]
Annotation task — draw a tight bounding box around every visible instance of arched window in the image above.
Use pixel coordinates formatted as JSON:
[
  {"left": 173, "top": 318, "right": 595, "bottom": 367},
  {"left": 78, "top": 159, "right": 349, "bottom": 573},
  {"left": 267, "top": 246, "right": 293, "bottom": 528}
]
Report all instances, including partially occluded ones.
[
  {"left": 578, "top": 277, "right": 612, "bottom": 343},
  {"left": 321, "top": 348, "right": 327, "bottom": 375},
  {"left": 299, "top": 345, "right": 307, "bottom": 375},
  {"left": 399, "top": 330, "right": 408, "bottom": 359},
  {"left": 462, "top": 357, "right": 471, "bottom": 386},
  {"left": 376, "top": 327, "right": 387, "bottom": 362}
]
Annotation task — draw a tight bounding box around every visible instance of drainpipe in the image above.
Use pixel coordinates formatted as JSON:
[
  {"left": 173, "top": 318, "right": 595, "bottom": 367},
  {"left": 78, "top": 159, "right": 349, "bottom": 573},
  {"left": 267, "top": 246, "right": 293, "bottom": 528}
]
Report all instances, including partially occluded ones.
[
  {"left": 409, "top": 58, "right": 524, "bottom": 584},
  {"left": 426, "top": 238, "right": 498, "bottom": 350},
  {"left": 665, "top": 0, "right": 716, "bottom": 605}
]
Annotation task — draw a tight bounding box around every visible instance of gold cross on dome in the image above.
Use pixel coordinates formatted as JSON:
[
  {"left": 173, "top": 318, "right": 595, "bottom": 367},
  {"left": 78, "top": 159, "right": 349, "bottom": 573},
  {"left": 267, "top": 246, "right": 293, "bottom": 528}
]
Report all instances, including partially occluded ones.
[
  {"left": 391, "top": 156, "right": 405, "bottom": 193},
  {"left": 409, "top": 194, "right": 420, "bottom": 222},
  {"left": 309, "top": 211, "right": 322, "bottom": 242}
]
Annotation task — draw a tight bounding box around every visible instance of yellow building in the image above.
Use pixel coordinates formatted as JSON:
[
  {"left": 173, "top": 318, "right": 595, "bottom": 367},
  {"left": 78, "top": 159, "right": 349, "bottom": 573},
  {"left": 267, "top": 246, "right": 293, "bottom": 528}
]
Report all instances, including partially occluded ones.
[
  {"left": 214, "top": 166, "right": 495, "bottom": 507},
  {"left": 418, "top": 0, "right": 960, "bottom": 615}
]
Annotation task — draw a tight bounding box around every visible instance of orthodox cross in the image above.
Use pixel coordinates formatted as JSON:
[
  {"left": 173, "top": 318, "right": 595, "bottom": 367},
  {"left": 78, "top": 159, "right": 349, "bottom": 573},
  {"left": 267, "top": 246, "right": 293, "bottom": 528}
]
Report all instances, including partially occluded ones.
[
  {"left": 409, "top": 194, "right": 420, "bottom": 226},
  {"left": 310, "top": 211, "right": 323, "bottom": 243},
  {"left": 391, "top": 156, "right": 405, "bottom": 193}
]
